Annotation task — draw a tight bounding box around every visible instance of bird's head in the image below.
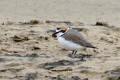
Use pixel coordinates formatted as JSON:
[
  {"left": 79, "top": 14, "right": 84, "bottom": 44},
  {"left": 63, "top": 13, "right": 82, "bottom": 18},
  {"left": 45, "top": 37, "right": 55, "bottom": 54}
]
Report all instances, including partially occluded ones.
[{"left": 52, "top": 26, "right": 69, "bottom": 37}]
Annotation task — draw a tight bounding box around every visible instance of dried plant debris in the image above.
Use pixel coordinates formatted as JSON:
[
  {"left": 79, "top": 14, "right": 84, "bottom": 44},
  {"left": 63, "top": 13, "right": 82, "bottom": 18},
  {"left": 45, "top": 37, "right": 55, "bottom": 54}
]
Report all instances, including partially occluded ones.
[
  {"left": 29, "top": 20, "right": 40, "bottom": 25},
  {"left": 95, "top": 21, "right": 109, "bottom": 26},
  {"left": 32, "top": 46, "right": 41, "bottom": 50},
  {"left": 18, "top": 19, "right": 41, "bottom": 25}
]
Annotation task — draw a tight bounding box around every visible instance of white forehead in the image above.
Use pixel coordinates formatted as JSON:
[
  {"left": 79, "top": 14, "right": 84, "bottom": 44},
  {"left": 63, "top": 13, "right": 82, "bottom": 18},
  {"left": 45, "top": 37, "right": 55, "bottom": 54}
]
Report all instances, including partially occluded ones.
[{"left": 56, "top": 29, "right": 61, "bottom": 32}]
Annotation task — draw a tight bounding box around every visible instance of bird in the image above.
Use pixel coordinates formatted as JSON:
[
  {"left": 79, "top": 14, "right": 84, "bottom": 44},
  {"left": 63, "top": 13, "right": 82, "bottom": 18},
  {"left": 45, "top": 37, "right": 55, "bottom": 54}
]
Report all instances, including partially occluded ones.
[{"left": 52, "top": 26, "right": 97, "bottom": 55}]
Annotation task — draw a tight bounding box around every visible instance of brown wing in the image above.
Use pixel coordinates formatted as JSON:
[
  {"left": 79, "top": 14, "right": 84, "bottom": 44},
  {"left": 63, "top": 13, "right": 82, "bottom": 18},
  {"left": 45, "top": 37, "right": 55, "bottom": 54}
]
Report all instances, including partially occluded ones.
[{"left": 62, "top": 29, "right": 96, "bottom": 48}]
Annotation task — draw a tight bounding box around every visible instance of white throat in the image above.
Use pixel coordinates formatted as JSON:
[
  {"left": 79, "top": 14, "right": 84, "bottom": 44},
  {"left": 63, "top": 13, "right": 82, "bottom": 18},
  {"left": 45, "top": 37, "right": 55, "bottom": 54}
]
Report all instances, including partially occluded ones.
[
  {"left": 56, "top": 32, "right": 64, "bottom": 38},
  {"left": 56, "top": 28, "right": 69, "bottom": 38}
]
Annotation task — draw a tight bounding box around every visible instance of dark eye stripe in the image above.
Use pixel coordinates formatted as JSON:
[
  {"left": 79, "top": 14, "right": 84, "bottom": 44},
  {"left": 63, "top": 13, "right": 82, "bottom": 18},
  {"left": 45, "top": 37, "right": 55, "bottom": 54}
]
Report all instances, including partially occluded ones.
[
  {"left": 57, "top": 28, "right": 60, "bottom": 30},
  {"left": 60, "top": 30, "right": 65, "bottom": 33}
]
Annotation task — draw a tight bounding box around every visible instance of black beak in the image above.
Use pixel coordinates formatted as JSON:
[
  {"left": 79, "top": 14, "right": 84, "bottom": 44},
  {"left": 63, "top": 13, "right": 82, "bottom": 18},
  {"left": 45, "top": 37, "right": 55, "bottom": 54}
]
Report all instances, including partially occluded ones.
[
  {"left": 52, "top": 32, "right": 59, "bottom": 37},
  {"left": 46, "top": 29, "right": 57, "bottom": 37}
]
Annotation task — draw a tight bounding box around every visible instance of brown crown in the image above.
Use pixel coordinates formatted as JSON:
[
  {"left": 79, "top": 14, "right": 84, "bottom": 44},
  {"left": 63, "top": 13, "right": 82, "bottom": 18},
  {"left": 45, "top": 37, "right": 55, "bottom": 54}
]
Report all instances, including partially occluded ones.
[{"left": 58, "top": 26, "right": 68, "bottom": 31}]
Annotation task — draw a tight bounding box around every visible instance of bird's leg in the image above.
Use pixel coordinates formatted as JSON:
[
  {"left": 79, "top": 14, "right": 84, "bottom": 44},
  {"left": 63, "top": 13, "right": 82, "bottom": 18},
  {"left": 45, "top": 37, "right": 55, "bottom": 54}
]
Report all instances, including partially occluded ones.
[
  {"left": 74, "top": 50, "right": 77, "bottom": 55},
  {"left": 72, "top": 50, "right": 77, "bottom": 57},
  {"left": 72, "top": 50, "right": 77, "bottom": 55},
  {"left": 72, "top": 50, "right": 75, "bottom": 55},
  {"left": 71, "top": 50, "right": 75, "bottom": 58}
]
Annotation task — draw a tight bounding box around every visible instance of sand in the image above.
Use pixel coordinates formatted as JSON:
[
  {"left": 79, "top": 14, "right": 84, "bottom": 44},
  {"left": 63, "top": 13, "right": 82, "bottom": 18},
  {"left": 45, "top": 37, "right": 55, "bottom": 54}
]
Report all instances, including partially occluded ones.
[{"left": 0, "top": 0, "right": 120, "bottom": 80}]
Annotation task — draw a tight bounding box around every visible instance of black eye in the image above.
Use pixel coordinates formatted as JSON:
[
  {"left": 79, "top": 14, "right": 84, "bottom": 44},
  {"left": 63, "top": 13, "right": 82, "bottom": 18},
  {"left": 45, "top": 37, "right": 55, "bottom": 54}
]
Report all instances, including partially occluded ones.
[{"left": 57, "top": 28, "right": 60, "bottom": 30}]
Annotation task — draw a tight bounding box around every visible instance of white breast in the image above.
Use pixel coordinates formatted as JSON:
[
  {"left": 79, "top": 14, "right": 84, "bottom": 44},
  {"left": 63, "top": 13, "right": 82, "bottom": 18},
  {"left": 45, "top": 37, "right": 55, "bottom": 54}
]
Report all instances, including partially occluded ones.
[{"left": 58, "top": 37, "right": 84, "bottom": 50}]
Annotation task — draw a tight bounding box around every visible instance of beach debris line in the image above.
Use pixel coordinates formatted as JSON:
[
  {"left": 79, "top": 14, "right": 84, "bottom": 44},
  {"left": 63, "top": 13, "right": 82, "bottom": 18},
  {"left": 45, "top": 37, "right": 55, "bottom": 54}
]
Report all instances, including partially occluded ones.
[{"left": 45, "top": 20, "right": 84, "bottom": 26}]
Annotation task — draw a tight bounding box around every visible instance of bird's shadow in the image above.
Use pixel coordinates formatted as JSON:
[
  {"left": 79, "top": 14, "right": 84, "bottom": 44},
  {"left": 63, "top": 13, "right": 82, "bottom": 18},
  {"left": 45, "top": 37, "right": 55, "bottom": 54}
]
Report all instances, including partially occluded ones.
[
  {"left": 40, "top": 54, "right": 92, "bottom": 70},
  {"left": 41, "top": 60, "right": 74, "bottom": 70},
  {"left": 68, "top": 54, "right": 92, "bottom": 61}
]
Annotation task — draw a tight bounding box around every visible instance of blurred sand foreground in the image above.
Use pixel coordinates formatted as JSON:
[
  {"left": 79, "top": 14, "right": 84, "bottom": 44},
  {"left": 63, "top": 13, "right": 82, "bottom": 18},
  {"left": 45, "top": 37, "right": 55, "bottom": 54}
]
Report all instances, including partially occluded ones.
[{"left": 0, "top": 0, "right": 120, "bottom": 80}]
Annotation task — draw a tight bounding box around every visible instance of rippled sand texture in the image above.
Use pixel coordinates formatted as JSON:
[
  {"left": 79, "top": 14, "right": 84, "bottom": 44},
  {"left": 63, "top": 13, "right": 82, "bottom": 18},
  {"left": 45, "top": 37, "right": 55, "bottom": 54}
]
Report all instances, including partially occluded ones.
[{"left": 0, "top": 0, "right": 120, "bottom": 80}]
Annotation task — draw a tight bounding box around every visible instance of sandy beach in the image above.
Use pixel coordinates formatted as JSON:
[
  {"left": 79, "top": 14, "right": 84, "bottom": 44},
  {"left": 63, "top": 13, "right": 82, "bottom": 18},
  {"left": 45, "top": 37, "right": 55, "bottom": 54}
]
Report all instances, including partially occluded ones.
[{"left": 0, "top": 0, "right": 120, "bottom": 80}]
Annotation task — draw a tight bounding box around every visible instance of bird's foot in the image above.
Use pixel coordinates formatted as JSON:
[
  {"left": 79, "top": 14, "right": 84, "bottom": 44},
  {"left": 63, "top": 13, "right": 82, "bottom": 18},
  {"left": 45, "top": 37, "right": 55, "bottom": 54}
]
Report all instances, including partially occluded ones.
[
  {"left": 79, "top": 54, "right": 92, "bottom": 58},
  {"left": 68, "top": 53, "right": 85, "bottom": 60},
  {"left": 68, "top": 53, "right": 76, "bottom": 58},
  {"left": 68, "top": 54, "right": 86, "bottom": 61}
]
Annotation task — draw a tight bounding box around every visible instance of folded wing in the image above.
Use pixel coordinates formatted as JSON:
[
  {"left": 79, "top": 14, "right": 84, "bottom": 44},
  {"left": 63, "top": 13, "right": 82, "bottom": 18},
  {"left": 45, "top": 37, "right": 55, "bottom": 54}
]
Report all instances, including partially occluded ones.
[{"left": 62, "top": 29, "right": 96, "bottom": 48}]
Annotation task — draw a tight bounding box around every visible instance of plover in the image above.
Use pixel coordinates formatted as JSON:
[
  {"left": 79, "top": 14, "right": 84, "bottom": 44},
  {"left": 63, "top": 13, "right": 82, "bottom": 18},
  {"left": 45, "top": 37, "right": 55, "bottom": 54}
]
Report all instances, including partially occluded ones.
[{"left": 52, "top": 26, "right": 97, "bottom": 55}]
